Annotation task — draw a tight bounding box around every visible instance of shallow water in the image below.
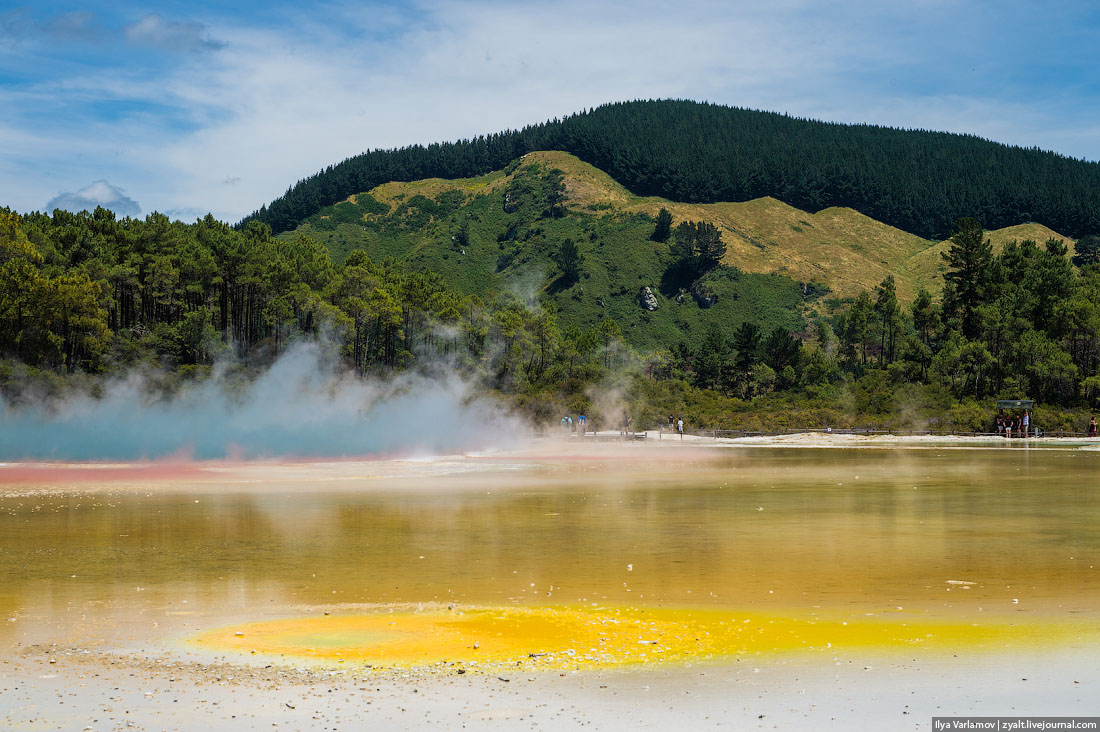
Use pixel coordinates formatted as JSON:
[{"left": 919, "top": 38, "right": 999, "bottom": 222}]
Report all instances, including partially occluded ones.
[{"left": 2, "top": 446, "right": 1098, "bottom": 665}]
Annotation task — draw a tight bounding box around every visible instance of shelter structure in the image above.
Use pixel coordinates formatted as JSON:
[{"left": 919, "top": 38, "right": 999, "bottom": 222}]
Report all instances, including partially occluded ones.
[{"left": 996, "top": 399, "right": 1035, "bottom": 437}]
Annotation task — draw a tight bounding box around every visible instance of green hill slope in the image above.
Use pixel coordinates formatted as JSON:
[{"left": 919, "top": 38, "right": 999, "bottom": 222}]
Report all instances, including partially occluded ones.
[
  {"left": 285, "top": 151, "right": 1075, "bottom": 349},
  {"left": 285, "top": 154, "right": 812, "bottom": 351},
  {"left": 246, "top": 99, "right": 1100, "bottom": 242}
]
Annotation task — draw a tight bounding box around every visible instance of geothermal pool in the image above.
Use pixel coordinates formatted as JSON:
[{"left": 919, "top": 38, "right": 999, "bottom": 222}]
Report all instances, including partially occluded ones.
[{"left": 1, "top": 443, "right": 1098, "bottom": 728}]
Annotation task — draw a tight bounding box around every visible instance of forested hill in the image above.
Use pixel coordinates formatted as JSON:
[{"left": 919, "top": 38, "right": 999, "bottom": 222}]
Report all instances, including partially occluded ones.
[{"left": 241, "top": 99, "right": 1100, "bottom": 241}]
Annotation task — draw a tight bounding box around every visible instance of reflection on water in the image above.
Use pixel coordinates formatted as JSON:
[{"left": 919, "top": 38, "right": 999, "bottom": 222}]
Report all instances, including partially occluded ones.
[{"left": 1, "top": 448, "right": 1098, "bottom": 646}]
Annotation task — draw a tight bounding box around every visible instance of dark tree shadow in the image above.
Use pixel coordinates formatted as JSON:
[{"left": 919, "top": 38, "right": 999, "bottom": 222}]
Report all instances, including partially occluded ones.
[
  {"left": 659, "top": 259, "right": 698, "bottom": 297},
  {"left": 546, "top": 271, "right": 579, "bottom": 295}
]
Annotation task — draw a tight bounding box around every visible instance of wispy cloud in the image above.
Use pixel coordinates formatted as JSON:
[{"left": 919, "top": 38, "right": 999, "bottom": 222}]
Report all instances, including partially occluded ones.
[
  {"left": 0, "top": 8, "right": 32, "bottom": 48},
  {"left": 45, "top": 180, "right": 141, "bottom": 217},
  {"left": 42, "top": 11, "right": 107, "bottom": 42},
  {"left": 124, "top": 13, "right": 226, "bottom": 53},
  {"left": 2, "top": 8, "right": 223, "bottom": 51}
]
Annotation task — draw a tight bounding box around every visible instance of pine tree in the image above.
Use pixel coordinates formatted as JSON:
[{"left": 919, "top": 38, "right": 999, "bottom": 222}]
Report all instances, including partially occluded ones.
[
  {"left": 1072, "top": 234, "right": 1100, "bottom": 268},
  {"left": 942, "top": 217, "right": 992, "bottom": 339},
  {"left": 693, "top": 325, "right": 728, "bottom": 390},
  {"left": 454, "top": 221, "right": 470, "bottom": 250},
  {"left": 695, "top": 221, "right": 726, "bottom": 270},
  {"left": 874, "top": 275, "right": 900, "bottom": 365},
  {"left": 652, "top": 208, "right": 673, "bottom": 242},
  {"left": 554, "top": 238, "right": 582, "bottom": 283}
]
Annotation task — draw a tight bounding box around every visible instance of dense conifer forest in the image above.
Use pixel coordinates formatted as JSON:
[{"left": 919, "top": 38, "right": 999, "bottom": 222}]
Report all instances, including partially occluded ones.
[{"left": 242, "top": 100, "right": 1100, "bottom": 241}]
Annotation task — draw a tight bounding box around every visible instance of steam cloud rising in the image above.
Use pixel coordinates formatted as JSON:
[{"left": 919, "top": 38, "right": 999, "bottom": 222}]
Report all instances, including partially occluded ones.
[{"left": 0, "top": 342, "right": 522, "bottom": 461}]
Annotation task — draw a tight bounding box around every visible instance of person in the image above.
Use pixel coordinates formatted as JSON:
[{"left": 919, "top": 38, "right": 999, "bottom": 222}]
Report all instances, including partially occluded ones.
[
  {"left": 578, "top": 413, "right": 586, "bottom": 437},
  {"left": 995, "top": 413, "right": 1004, "bottom": 435},
  {"left": 668, "top": 414, "right": 674, "bottom": 431},
  {"left": 1022, "top": 410, "right": 1030, "bottom": 438},
  {"left": 1089, "top": 416, "right": 1097, "bottom": 438},
  {"left": 560, "top": 416, "right": 569, "bottom": 433},
  {"left": 1005, "top": 416, "right": 1012, "bottom": 439},
  {"left": 677, "top": 417, "right": 684, "bottom": 440}
]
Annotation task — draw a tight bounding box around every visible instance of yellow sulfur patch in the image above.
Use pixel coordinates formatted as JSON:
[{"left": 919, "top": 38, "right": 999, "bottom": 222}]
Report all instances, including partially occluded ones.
[{"left": 192, "top": 605, "right": 1094, "bottom": 672}]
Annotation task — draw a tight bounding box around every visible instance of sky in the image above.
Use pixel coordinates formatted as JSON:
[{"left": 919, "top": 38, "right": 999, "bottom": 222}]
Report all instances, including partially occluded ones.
[{"left": 1, "top": 0, "right": 1098, "bottom": 223}]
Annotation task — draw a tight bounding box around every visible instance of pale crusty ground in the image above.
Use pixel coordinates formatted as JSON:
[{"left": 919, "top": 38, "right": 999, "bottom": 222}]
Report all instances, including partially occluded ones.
[
  {"left": 642, "top": 430, "right": 1099, "bottom": 449},
  {"left": 2, "top": 643, "right": 1095, "bottom": 731}
]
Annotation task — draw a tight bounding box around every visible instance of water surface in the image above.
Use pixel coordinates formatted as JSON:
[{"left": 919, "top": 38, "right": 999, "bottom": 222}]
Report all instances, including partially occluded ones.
[{"left": 2, "top": 446, "right": 1097, "bottom": 661}]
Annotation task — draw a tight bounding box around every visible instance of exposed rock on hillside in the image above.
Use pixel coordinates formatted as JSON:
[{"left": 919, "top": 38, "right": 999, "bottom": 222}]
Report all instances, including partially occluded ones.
[{"left": 691, "top": 282, "right": 718, "bottom": 308}]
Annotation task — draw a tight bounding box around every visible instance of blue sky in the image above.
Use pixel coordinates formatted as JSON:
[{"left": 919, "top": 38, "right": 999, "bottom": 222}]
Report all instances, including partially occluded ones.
[{"left": 2, "top": 0, "right": 1098, "bottom": 223}]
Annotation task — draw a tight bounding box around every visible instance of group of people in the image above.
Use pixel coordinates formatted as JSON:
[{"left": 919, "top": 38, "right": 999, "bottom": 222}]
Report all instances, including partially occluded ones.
[
  {"left": 995, "top": 410, "right": 1031, "bottom": 438},
  {"left": 559, "top": 413, "right": 588, "bottom": 435},
  {"left": 557, "top": 413, "right": 686, "bottom": 438}
]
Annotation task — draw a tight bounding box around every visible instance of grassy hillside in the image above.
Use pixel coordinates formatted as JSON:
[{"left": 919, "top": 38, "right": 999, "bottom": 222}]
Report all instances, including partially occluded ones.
[
  {"left": 286, "top": 154, "right": 813, "bottom": 351},
  {"left": 907, "top": 222, "right": 1075, "bottom": 290},
  {"left": 525, "top": 152, "right": 939, "bottom": 301},
  {"left": 521, "top": 152, "right": 1076, "bottom": 302},
  {"left": 288, "top": 151, "right": 1075, "bottom": 333}
]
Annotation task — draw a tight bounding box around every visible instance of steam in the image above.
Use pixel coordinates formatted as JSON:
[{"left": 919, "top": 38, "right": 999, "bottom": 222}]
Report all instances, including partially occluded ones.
[
  {"left": 0, "top": 341, "right": 524, "bottom": 461},
  {"left": 586, "top": 372, "right": 630, "bottom": 431}
]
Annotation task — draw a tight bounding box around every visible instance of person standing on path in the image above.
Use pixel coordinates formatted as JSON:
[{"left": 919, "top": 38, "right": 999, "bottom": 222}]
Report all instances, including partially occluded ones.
[
  {"left": 1022, "top": 410, "right": 1030, "bottom": 438},
  {"left": 677, "top": 417, "right": 684, "bottom": 440}
]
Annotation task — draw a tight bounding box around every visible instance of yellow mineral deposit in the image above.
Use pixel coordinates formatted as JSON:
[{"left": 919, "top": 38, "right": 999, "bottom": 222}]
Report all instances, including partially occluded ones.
[{"left": 193, "top": 604, "right": 1093, "bottom": 672}]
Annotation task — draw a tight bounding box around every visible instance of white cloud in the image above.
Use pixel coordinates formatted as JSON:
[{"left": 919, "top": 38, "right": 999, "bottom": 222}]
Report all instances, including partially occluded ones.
[
  {"left": 45, "top": 180, "right": 141, "bottom": 217},
  {"left": 124, "top": 1, "right": 869, "bottom": 220},
  {"left": 42, "top": 11, "right": 106, "bottom": 42},
  {"left": 123, "top": 13, "right": 225, "bottom": 53}
]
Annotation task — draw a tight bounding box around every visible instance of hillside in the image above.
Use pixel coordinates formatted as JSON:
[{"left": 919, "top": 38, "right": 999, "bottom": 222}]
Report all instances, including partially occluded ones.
[
  {"left": 4, "top": 154, "right": 1097, "bottom": 431},
  {"left": 907, "top": 222, "right": 1075, "bottom": 288},
  {"left": 286, "top": 151, "right": 1075, "bottom": 321},
  {"left": 286, "top": 153, "right": 809, "bottom": 352},
  {"left": 244, "top": 100, "right": 1100, "bottom": 242}
]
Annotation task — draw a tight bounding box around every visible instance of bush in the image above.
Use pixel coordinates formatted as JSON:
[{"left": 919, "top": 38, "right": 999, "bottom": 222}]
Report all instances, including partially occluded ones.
[{"left": 939, "top": 401, "right": 990, "bottom": 432}]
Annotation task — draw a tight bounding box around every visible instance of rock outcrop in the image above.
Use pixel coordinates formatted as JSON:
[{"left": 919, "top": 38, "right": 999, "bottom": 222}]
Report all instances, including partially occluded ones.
[{"left": 691, "top": 282, "right": 718, "bottom": 308}]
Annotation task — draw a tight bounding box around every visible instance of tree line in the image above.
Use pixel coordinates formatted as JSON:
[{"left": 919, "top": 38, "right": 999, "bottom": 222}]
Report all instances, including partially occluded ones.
[
  {"left": 6, "top": 202, "right": 1100, "bottom": 430},
  {"left": 666, "top": 217, "right": 1100, "bottom": 421},
  {"left": 241, "top": 99, "right": 1100, "bottom": 242},
  {"left": 0, "top": 206, "right": 634, "bottom": 421}
]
